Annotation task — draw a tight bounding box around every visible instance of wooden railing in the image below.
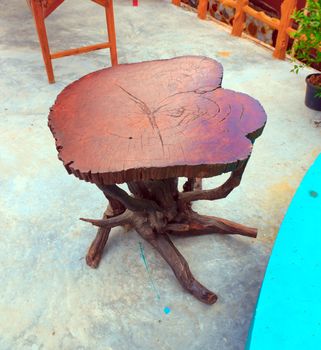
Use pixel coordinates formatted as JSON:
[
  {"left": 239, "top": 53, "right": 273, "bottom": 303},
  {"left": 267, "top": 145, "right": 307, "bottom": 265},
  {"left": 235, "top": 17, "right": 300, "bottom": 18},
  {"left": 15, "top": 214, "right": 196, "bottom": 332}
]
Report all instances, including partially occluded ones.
[{"left": 172, "top": 0, "right": 298, "bottom": 60}]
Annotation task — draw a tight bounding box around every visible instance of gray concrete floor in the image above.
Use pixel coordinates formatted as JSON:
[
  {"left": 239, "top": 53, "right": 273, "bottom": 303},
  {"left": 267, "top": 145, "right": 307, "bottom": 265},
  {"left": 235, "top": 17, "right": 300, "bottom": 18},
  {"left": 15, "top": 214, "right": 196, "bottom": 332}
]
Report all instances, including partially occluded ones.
[{"left": 1, "top": 1, "right": 321, "bottom": 349}]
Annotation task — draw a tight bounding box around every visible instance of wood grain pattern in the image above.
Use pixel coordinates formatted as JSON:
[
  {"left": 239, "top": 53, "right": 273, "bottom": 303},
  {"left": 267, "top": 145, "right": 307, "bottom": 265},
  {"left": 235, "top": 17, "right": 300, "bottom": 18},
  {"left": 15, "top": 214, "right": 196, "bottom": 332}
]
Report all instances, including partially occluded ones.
[{"left": 49, "top": 56, "right": 266, "bottom": 184}]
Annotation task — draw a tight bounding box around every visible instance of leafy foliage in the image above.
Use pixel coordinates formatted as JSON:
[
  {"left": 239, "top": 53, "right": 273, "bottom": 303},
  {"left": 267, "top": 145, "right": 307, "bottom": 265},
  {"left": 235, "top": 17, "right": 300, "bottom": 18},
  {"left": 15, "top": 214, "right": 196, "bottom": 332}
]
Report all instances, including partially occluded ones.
[
  {"left": 291, "top": 0, "right": 321, "bottom": 96},
  {"left": 291, "top": 0, "right": 321, "bottom": 70}
]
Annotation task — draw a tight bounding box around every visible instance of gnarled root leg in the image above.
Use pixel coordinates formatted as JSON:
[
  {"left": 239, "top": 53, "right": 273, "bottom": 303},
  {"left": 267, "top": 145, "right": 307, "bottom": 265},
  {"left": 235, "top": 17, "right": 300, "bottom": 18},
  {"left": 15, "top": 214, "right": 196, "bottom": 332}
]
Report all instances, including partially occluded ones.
[
  {"left": 85, "top": 197, "right": 125, "bottom": 268},
  {"left": 136, "top": 225, "right": 217, "bottom": 305},
  {"left": 86, "top": 221, "right": 111, "bottom": 268},
  {"left": 167, "top": 211, "right": 257, "bottom": 238},
  {"left": 81, "top": 174, "right": 256, "bottom": 304}
]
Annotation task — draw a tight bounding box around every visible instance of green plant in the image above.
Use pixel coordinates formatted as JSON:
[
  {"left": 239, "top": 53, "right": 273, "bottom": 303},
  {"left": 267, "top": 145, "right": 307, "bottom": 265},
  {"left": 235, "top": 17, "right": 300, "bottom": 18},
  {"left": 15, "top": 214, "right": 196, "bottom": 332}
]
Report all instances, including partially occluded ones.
[{"left": 291, "top": 0, "right": 321, "bottom": 72}]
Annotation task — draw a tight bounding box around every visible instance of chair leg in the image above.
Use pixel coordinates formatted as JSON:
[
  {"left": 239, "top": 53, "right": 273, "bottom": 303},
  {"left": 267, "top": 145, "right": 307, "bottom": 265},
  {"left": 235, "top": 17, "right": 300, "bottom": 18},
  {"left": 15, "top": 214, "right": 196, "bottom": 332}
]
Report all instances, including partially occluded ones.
[
  {"left": 30, "top": 0, "right": 55, "bottom": 83},
  {"left": 105, "top": 0, "right": 118, "bottom": 66}
]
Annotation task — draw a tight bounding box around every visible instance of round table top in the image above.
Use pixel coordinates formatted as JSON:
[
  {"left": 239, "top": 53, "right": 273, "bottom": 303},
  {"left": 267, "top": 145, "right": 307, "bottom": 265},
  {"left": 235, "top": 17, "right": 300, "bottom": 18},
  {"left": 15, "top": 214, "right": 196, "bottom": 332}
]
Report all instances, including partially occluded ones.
[{"left": 49, "top": 56, "right": 267, "bottom": 185}]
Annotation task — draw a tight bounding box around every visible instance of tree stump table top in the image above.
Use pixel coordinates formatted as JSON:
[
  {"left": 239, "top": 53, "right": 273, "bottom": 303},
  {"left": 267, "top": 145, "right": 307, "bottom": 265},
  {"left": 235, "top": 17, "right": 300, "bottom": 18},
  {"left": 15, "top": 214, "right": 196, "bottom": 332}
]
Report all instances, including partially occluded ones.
[
  {"left": 48, "top": 56, "right": 267, "bottom": 305},
  {"left": 49, "top": 56, "right": 266, "bottom": 185}
]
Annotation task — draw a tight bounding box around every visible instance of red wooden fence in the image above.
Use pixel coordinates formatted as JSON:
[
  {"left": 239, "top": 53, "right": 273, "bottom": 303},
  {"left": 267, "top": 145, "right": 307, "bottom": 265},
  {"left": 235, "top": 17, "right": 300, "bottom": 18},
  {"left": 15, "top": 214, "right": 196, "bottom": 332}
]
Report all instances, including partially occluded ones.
[{"left": 172, "top": 0, "right": 299, "bottom": 60}]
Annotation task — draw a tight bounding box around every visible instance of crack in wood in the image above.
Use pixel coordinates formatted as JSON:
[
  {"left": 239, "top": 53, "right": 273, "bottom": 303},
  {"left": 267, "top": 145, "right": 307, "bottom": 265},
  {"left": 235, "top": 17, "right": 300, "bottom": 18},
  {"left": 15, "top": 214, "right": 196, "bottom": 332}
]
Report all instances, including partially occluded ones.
[
  {"left": 240, "top": 105, "right": 245, "bottom": 120},
  {"left": 219, "top": 104, "right": 231, "bottom": 123},
  {"left": 117, "top": 85, "right": 166, "bottom": 152},
  {"left": 156, "top": 85, "right": 220, "bottom": 107}
]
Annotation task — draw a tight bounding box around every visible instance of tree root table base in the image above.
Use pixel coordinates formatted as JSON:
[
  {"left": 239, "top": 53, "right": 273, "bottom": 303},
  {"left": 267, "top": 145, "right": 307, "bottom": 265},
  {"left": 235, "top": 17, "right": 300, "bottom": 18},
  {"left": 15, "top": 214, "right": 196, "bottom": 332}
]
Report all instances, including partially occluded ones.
[{"left": 81, "top": 165, "right": 256, "bottom": 305}]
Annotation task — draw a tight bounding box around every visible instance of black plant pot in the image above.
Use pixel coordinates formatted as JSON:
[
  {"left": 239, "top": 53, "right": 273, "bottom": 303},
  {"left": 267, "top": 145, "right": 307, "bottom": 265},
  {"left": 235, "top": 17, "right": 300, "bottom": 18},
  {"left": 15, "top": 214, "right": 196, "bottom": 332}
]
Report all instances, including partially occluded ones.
[{"left": 305, "top": 73, "right": 321, "bottom": 111}]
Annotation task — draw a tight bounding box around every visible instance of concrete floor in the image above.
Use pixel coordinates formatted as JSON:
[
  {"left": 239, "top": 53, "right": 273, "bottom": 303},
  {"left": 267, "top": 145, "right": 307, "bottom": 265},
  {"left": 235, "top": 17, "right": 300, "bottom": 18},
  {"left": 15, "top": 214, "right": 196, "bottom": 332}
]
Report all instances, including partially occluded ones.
[{"left": 0, "top": 0, "right": 320, "bottom": 349}]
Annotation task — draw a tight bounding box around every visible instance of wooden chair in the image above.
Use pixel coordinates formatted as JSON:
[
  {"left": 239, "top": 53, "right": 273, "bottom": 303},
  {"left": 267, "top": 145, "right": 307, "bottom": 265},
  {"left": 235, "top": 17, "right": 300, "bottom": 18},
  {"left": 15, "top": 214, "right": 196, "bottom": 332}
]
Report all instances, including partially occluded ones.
[{"left": 27, "top": 0, "right": 117, "bottom": 83}]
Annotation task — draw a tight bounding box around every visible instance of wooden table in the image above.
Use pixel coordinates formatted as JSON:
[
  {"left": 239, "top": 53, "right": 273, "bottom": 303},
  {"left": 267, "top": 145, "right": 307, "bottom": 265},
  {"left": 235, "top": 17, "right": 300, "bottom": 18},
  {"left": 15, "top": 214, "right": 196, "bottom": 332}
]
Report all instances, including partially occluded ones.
[{"left": 49, "top": 56, "right": 267, "bottom": 304}]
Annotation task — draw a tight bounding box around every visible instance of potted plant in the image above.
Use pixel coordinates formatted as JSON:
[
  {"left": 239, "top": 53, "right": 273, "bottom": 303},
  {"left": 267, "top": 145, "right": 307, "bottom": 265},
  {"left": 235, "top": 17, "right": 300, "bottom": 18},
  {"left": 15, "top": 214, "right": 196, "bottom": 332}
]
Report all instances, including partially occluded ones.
[{"left": 291, "top": 0, "right": 321, "bottom": 111}]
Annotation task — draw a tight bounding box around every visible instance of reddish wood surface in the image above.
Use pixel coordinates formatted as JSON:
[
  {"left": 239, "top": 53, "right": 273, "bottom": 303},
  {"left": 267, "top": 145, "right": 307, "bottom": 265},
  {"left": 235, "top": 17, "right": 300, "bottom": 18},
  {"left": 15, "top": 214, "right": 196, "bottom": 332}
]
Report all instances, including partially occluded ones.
[{"left": 49, "top": 56, "right": 266, "bottom": 185}]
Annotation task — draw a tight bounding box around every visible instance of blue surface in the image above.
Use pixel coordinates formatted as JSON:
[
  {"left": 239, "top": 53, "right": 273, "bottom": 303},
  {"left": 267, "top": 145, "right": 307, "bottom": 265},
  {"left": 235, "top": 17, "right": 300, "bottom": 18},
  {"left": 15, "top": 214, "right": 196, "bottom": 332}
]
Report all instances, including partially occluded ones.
[{"left": 247, "top": 154, "right": 321, "bottom": 350}]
